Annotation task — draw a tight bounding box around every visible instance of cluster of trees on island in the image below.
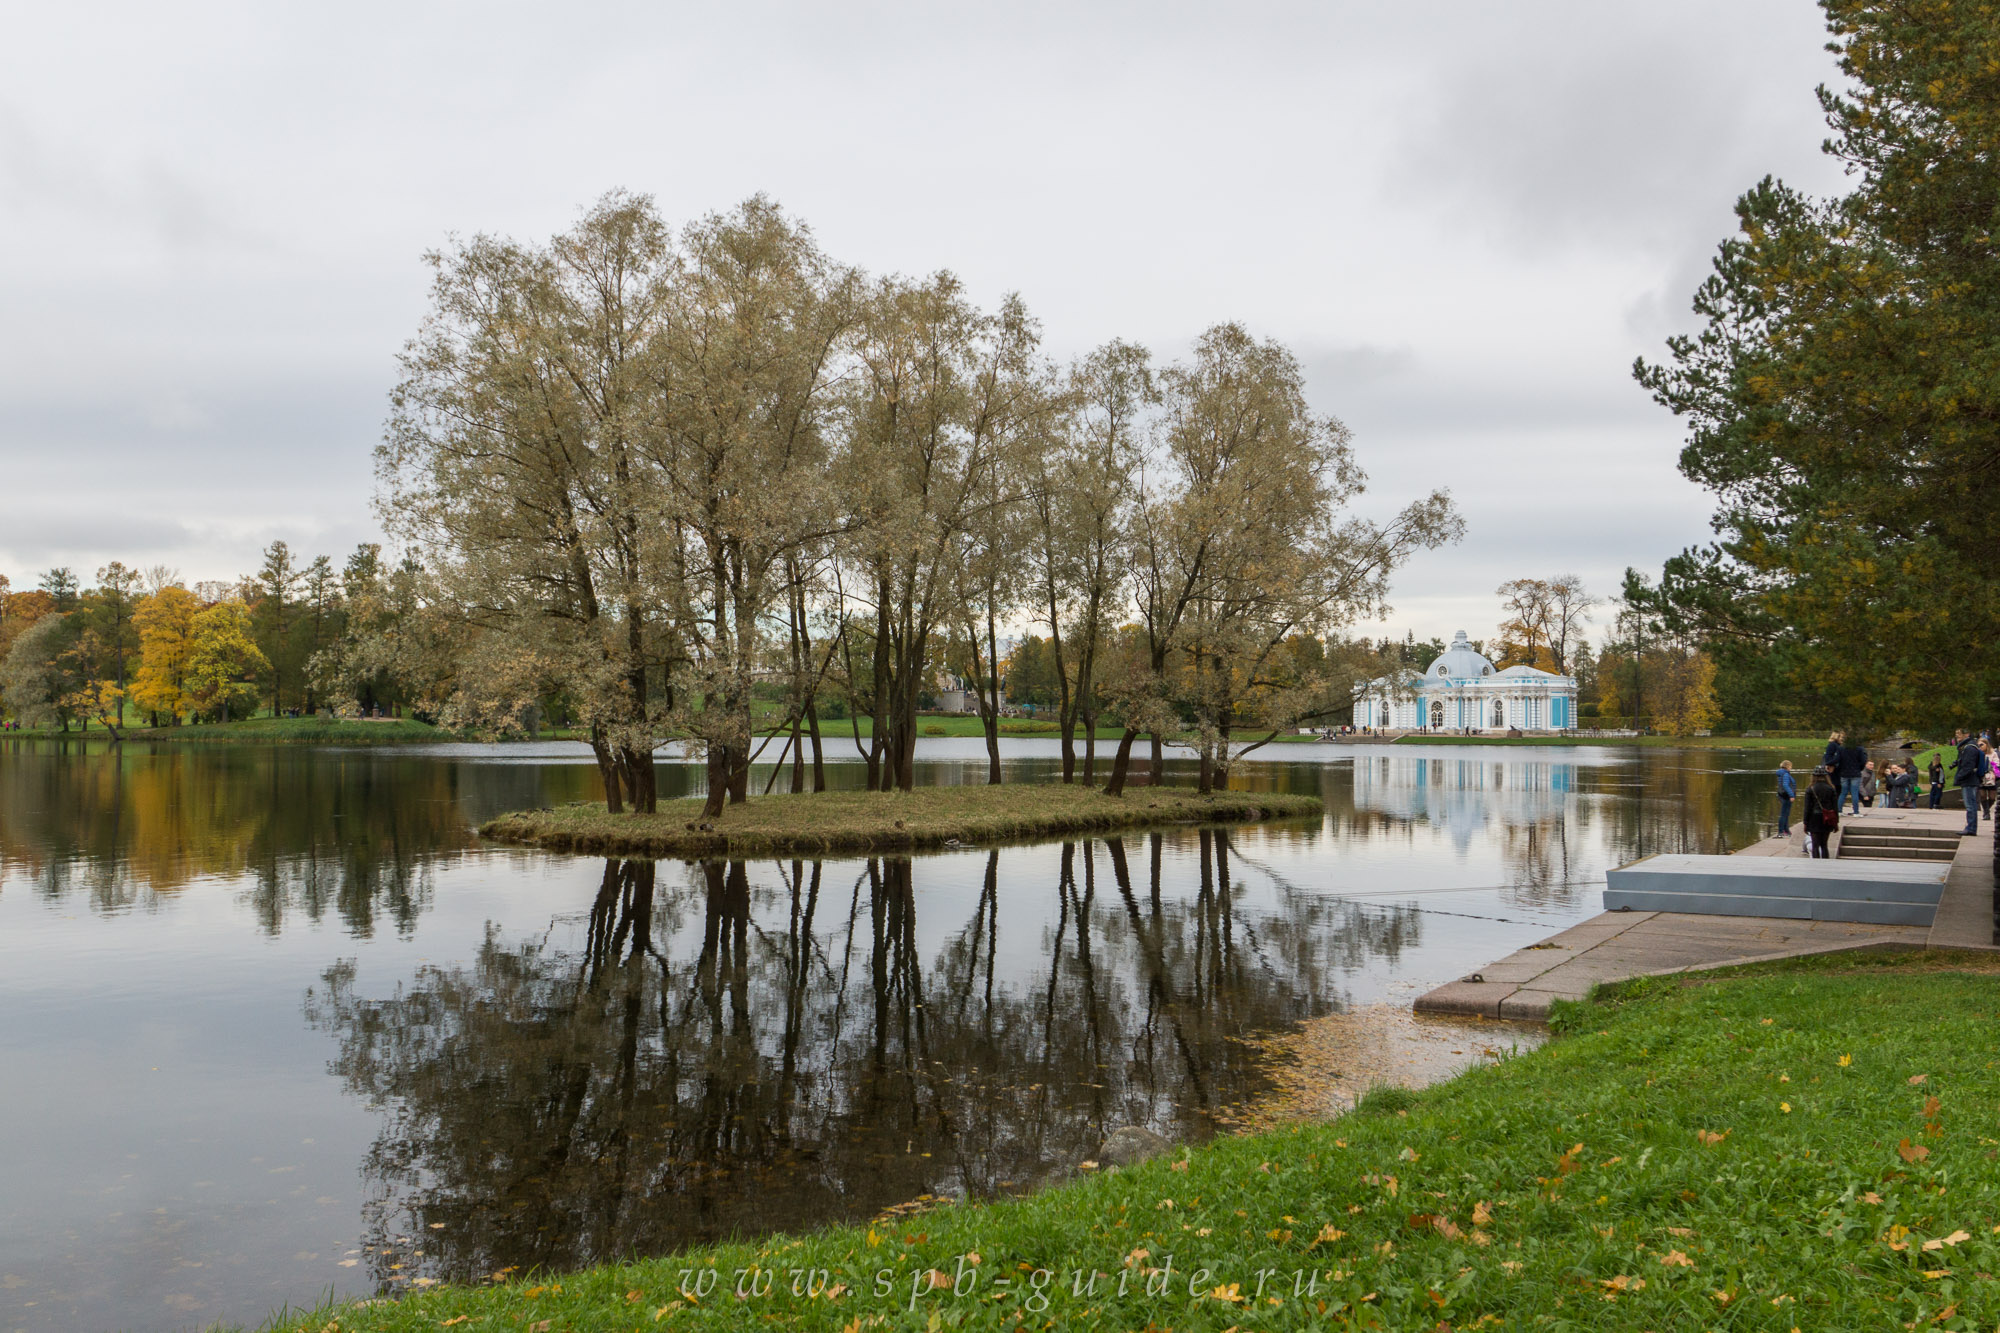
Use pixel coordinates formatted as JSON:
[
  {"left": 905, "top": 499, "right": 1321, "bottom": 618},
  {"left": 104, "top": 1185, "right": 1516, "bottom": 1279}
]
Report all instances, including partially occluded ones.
[{"left": 371, "top": 193, "right": 1466, "bottom": 815}]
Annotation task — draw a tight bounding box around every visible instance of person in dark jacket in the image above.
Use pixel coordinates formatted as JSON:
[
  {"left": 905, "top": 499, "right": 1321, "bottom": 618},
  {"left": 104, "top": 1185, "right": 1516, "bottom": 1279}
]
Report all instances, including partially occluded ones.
[
  {"left": 1823, "top": 732, "right": 1844, "bottom": 774},
  {"left": 1955, "top": 731, "right": 1986, "bottom": 835},
  {"left": 1838, "top": 739, "right": 1868, "bottom": 815},
  {"left": 1887, "top": 762, "right": 1916, "bottom": 808},
  {"left": 1776, "top": 760, "right": 1796, "bottom": 835},
  {"left": 1930, "top": 752, "right": 1946, "bottom": 808},
  {"left": 1803, "top": 767, "right": 1839, "bottom": 859}
]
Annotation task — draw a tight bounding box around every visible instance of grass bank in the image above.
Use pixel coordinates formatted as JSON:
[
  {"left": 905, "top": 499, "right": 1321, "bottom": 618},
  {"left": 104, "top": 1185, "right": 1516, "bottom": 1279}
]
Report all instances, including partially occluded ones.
[
  {"left": 481, "top": 784, "right": 1323, "bottom": 857},
  {"left": 0, "top": 717, "right": 449, "bottom": 744},
  {"left": 265, "top": 951, "right": 2000, "bottom": 1331}
]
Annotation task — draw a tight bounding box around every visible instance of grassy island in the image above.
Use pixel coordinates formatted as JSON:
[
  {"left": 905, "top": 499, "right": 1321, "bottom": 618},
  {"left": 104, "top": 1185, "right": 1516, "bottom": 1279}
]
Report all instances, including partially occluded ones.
[
  {"left": 481, "top": 785, "right": 1325, "bottom": 857},
  {"left": 266, "top": 951, "right": 2000, "bottom": 1332}
]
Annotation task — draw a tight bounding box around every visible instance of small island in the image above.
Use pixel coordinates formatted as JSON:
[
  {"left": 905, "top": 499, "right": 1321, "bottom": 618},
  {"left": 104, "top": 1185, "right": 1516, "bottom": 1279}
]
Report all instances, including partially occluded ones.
[{"left": 480, "top": 785, "right": 1323, "bottom": 857}]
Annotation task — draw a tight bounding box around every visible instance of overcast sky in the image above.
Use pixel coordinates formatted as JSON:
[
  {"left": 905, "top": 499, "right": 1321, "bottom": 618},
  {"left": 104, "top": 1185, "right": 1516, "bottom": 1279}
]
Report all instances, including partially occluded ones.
[{"left": 0, "top": 1, "right": 1849, "bottom": 646}]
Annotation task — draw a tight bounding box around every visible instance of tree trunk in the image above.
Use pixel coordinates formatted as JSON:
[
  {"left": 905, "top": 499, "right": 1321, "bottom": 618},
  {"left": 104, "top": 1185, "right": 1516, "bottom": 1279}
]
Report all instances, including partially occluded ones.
[
  {"left": 1149, "top": 731, "right": 1164, "bottom": 785},
  {"left": 700, "top": 745, "right": 727, "bottom": 820},
  {"left": 1105, "top": 726, "right": 1140, "bottom": 797},
  {"left": 806, "top": 700, "right": 827, "bottom": 792},
  {"left": 593, "top": 728, "right": 625, "bottom": 815},
  {"left": 789, "top": 717, "right": 805, "bottom": 794}
]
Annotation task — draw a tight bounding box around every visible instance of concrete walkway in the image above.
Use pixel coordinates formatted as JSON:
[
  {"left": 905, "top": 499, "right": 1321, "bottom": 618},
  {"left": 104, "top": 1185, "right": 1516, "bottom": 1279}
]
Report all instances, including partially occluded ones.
[{"left": 1415, "top": 806, "right": 1998, "bottom": 1021}]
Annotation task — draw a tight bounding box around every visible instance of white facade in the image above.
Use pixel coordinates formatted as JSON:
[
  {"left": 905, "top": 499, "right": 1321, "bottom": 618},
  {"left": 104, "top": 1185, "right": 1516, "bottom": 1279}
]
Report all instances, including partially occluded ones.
[{"left": 1353, "top": 631, "right": 1579, "bottom": 732}]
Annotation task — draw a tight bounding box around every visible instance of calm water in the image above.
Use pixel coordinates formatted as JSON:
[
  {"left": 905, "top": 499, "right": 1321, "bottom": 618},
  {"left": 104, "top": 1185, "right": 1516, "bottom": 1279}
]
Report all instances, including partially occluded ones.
[{"left": 0, "top": 738, "right": 1787, "bottom": 1332}]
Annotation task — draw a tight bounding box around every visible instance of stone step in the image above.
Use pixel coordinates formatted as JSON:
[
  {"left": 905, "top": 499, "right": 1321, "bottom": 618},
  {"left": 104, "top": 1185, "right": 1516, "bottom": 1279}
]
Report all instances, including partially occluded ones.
[
  {"left": 1603, "top": 889, "right": 1937, "bottom": 927},
  {"left": 1840, "top": 845, "right": 1956, "bottom": 862},
  {"left": 1843, "top": 827, "right": 1961, "bottom": 843}
]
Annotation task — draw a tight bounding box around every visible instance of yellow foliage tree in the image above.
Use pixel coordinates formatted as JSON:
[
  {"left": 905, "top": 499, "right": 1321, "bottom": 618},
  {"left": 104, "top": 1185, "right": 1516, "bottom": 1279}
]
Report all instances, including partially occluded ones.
[
  {"left": 185, "top": 601, "right": 269, "bottom": 723},
  {"left": 132, "top": 586, "right": 202, "bottom": 723},
  {"left": 1655, "top": 649, "right": 1721, "bottom": 737}
]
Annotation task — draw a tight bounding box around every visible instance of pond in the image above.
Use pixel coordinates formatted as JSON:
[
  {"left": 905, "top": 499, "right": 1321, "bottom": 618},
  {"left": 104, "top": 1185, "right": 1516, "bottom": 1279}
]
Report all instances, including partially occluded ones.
[{"left": 0, "top": 738, "right": 1792, "bottom": 1332}]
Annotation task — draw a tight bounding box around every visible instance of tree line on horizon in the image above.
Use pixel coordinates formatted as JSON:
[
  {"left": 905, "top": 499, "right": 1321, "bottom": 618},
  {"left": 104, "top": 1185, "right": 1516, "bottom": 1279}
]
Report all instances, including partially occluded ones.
[{"left": 0, "top": 544, "right": 425, "bottom": 735}]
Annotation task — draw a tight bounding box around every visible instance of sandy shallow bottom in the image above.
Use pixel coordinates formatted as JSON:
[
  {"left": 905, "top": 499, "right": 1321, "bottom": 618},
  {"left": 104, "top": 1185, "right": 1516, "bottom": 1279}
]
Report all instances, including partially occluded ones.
[{"left": 1220, "top": 1005, "right": 1548, "bottom": 1131}]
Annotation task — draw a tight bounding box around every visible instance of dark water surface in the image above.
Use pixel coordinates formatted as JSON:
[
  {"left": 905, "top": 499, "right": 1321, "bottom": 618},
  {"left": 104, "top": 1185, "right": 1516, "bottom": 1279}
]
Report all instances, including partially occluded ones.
[{"left": 0, "top": 738, "right": 1789, "bottom": 1331}]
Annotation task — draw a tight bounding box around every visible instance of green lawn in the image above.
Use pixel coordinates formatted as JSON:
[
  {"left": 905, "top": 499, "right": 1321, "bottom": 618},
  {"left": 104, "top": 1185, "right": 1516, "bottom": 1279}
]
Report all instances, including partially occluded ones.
[{"left": 261, "top": 951, "right": 2000, "bottom": 1331}]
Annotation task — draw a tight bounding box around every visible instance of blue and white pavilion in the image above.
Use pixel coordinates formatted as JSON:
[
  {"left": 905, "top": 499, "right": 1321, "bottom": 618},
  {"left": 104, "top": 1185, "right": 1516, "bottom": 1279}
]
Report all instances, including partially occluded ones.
[{"left": 1353, "top": 631, "right": 1578, "bottom": 732}]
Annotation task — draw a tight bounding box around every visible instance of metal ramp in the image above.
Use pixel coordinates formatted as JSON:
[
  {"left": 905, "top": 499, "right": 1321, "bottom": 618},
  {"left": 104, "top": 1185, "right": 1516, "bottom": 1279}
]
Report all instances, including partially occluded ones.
[{"left": 1604, "top": 853, "right": 1948, "bottom": 927}]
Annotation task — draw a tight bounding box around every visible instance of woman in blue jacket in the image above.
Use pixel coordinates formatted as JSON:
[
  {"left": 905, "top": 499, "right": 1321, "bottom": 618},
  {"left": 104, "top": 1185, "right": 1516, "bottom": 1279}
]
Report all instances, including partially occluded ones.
[{"left": 1776, "top": 760, "right": 1796, "bottom": 836}]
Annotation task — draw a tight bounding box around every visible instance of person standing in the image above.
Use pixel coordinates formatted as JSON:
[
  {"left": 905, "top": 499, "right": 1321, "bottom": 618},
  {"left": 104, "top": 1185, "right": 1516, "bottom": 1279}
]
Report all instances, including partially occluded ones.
[
  {"left": 1982, "top": 740, "right": 1999, "bottom": 819},
  {"left": 1776, "top": 759, "right": 1796, "bottom": 836},
  {"left": 1859, "top": 761, "right": 1878, "bottom": 808},
  {"left": 1955, "top": 730, "right": 1986, "bottom": 835},
  {"left": 1803, "top": 766, "right": 1839, "bottom": 859},
  {"left": 1887, "top": 762, "right": 1915, "bottom": 808},
  {"left": 1838, "top": 737, "right": 1868, "bottom": 815},
  {"left": 1823, "top": 731, "right": 1845, "bottom": 775},
  {"left": 1930, "top": 751, "right": 1946, "bottom": 809}
]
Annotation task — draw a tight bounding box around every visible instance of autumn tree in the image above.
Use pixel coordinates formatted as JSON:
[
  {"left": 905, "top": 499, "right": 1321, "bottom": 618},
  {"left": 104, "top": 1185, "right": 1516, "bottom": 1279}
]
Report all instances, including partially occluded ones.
[
  {"left": 1494, "top": 575, "right": 1595, "bottom": 674},
  {"left": 1, "top": 613, "right": 81, "bottom": 729},
  {"left": 838, "top": 274, "right": 1022, "bottom": 793},
  {"left": 185, "top": 601, "right": 269, "bottom": 722},
  {"left": 133, "top": 585, "right": 203, "bottom": 723},
  {"left": 643, "top": 199, "right": 859, "bottom": 817},
  {"left": 1105, "top": 325, "right": 1462, "bottom": 794},
  {"left": 383, "top": 194, "right": 671, "bottom": 811}
]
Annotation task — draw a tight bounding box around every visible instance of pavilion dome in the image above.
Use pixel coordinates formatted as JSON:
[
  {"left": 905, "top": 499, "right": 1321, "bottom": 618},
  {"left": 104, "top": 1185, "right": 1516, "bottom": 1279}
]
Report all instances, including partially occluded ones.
[{"left": 1425, "top": 630, "right": 1495, "bottom": 681}]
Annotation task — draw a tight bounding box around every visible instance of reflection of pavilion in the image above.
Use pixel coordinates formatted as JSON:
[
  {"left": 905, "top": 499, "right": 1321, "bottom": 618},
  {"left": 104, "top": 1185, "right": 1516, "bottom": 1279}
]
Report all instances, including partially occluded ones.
[{"left": 1350, "top": 755, "right": 1576, "bottom": 854}]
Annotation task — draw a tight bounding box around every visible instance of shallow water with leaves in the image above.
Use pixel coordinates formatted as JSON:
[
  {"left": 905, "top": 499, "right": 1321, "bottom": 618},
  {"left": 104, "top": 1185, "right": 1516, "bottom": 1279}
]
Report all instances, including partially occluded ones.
[{"left": 0, "top": 738, "right": 1785, "bottom": 1331}]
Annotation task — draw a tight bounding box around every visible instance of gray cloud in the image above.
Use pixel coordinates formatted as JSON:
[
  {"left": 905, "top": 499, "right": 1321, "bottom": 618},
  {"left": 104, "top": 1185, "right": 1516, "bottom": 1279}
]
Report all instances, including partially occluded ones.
[{"left": 0, "top": 1, "right": 1852, "bottom": 641}]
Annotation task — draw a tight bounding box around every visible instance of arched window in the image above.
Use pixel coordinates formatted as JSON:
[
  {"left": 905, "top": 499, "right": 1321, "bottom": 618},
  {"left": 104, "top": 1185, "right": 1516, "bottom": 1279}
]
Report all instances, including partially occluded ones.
[
  {"left": 1492, "top": 699, "right": 1505, "bottom": 728},
  {"left": 1429, "top": 700, "right": 1445, "bottom": 729}
]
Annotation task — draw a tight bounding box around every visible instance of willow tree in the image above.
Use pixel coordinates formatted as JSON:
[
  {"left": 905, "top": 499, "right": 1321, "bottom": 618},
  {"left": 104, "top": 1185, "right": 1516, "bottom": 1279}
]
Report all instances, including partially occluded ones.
[
  {"left": 382, "top": 193, "right": 671, "bottom": 812},
  {"left": 838, "top": 276, "right": 1033, "bottom": 792},
  {"left": 645, "top": 199, "right": 859, "bottom": 818},
  {"left": 1023, "top": 339, "right": 1150, "bottom": 782},
  {"left": 1105, "top": 324, "right": 1462, "bottom": 795}
]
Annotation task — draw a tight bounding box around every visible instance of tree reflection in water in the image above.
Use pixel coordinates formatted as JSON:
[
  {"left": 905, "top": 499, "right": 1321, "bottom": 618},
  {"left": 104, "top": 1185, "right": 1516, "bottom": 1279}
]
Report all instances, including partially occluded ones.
[{"left": 303, "top": 833, "right": 1422, "bottom": 1287}]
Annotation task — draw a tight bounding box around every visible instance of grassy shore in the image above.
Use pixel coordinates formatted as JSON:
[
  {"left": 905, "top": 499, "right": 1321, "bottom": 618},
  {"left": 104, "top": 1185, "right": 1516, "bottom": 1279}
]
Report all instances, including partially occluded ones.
[
  {"left": 0, "top": 717, "right": 447, "bottom": 744},
  {"left": 481, "top": 785, "right": 1324, "bottom": 856},
  {"left": 264, "top": 950, "right": 2000, "bottom": 1331}
]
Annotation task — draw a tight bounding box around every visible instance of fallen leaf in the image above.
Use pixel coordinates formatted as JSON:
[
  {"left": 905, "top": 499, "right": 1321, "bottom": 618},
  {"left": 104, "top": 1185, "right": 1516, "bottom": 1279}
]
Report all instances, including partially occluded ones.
[
  {"left": 1780, "top": 1102, "right": 1792, "bottom": 1113},
  {"left": 1862, "top": 1192, "right": 1883, "bottom": 1205},
  {"left": 1169, "top": 1160, "right": 1189, "bottom": 1173},
  {"left": 1923, "top": 1269, "right": 1951, "bottom": 1280},
  {"left": 1600, "top": 1274, "right": 1646, "bottom": 1291},
  {"left": 1839, "top": 1054, "right": 1852, "bottom": 1067},
  {"left": 1899, "top": 1139, "right": 1931, "bottom": 1164},
  {"left": 1910, "top": 1074, "right": 1928, "bottom": 1085},
  {"left": 1660, "top": 1250, "right": 1695, "bottom": 1268},
  {"left": 441, "top": 1319, "right": 468, "bottom": 1328},
  {"left": 1924, "top": 1095, "right": 1942, "bottom": 1118},
  {"left": 529, "top": 1322, "right": 550, "bottom": 1333},
  {"left": 1471, "top": 1201, "right": 1494, "bottom": 1226},
  {"left": 1695, "top": 1130, "right": 1730, "bottom": 1146},
  {"left": 1398, "top": 1147, "right": 1420, "bottom": 1162},
  {"left": 1922, "top": 1230, "right": 1971, "bottom": 1251},
  {"left": 1309, "top": 1225, "right": 1346, "bottom": 1247}
]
